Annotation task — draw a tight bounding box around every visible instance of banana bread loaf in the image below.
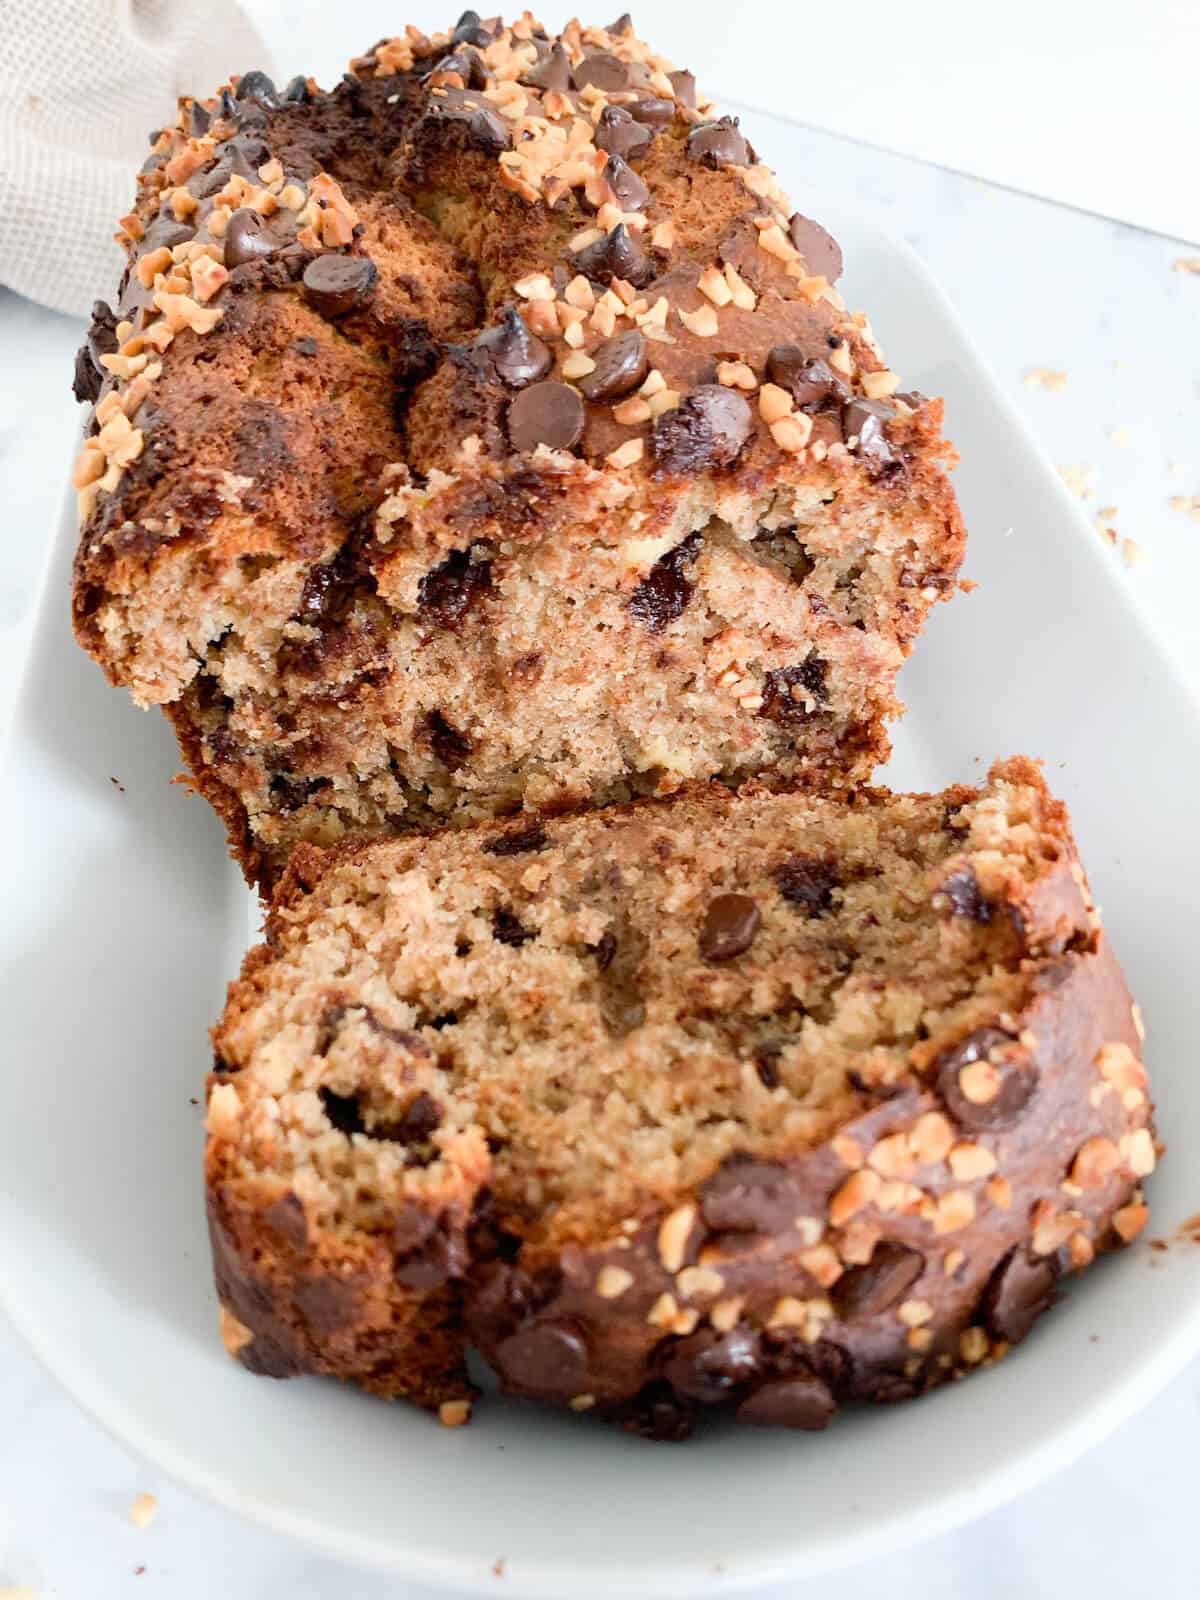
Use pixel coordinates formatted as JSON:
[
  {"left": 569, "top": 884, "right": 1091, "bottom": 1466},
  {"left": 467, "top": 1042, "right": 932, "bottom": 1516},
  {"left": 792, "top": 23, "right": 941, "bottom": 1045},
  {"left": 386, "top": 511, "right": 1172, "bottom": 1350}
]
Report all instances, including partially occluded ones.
[
  {"left": 71, "top": 12, "right": 965, "bottom": 890},
  {"left": 207, "top": 758, "right": 1151, "bottom": 1435}
]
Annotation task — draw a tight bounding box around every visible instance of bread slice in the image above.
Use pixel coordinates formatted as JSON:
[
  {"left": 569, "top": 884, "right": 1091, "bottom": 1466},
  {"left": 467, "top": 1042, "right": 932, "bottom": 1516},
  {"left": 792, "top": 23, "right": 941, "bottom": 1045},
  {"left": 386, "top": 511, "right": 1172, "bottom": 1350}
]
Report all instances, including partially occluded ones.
[
  {"left": 71, "top": 15, "right": 964, "bottom": 890},
  {"left": 207, "top": 758, "right": 1151, "bottom": 1434}
]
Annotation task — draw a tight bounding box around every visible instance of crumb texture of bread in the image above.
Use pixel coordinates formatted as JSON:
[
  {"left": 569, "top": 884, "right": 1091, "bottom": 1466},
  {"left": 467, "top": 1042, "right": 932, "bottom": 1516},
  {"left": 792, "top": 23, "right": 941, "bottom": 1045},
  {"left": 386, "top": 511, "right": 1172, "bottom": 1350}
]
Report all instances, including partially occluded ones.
[
  {"left": 71, "top": 13, "right": 966, "bottom": 889},
  {"left": 206, "top": 759, "right": 1152, "bottom": 1432}
]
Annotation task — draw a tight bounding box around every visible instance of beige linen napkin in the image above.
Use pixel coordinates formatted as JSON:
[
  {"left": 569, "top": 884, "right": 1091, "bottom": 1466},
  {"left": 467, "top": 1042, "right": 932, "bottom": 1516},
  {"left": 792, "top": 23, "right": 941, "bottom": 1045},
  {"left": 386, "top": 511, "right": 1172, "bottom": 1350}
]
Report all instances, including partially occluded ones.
[{"left": 0, "top": 0, "right": 268, "bottom": 317}]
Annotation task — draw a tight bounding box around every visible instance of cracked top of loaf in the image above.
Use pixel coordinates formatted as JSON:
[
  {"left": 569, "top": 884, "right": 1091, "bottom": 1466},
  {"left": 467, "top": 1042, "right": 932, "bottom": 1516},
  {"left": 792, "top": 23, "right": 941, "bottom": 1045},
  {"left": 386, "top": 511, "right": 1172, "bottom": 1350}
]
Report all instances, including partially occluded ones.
[{"left": 70, "top": 9, "right": 960, "bottom": 710}]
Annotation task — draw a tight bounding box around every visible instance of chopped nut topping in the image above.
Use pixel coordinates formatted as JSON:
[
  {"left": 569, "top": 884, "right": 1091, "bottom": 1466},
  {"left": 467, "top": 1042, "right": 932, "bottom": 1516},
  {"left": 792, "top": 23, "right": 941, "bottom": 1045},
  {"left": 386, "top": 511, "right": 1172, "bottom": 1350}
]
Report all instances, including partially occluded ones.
[
  {"left": 190, "top": 256, "right": 230, "bottom": 303},
  {"left": 831, "top": 1135, "right": 864, "bottom": 1169},
  {"left": 606, "top": 438, "right": 645, "bottom": 469},
  {"left": 770, "top": 415, "right": 811, "bottom": 453},
  {"left": 957, "top": 1059, "right": 1001, "bottom": 1105},
  {"left": 646, "top": 388, "right": 680, "bottom": 417},
  {"left": 596, "top": 1264, "right": 634, "bottom": 1298},
  {"left": 569, "top": 1393, "right": 596, "bottom": 1411},
  {"left": 829, "top": 1167, "right": 880, "bottom": 1226},
  {"left": 716, "top": 360, "right": 757, "bottom": 390},
  {"left": 709, "top": 1295, "right": 745, "bottom": 1332},
  {"left": 908, "top": 1112, "right": 954, "bottom": 1166},
  {"left": 860, "top": 369, "right": 899, "bottom": 399},
  {"left": 930, "top": 1189, "right": 976, "bottom": 1234},
  {"left": 651, "top": 220, "right": 676, "bottom": 251},
  {"left": 438, "top": 1399, "right": 472, "bottom": 1427},
  {"left": 657, "top": 1202, "right": 697, "bottom": 1273},
  {"left": 1068, "top": 1232, "right": 1095, "bottom": 1268},
  {"left": 514, "top": 272, "right": 557, "bottom": 301},
  {"left": 678, "top": 303, "right": 719, "bottom": 337},
  {"left": 942, "top": 1248, "right": 965, "bottom": 1276},
  {"left": 1112, "top": 1203, "right": 1149, "bottom": 1242},
  {"left": 677, "top": 1264, "right": 724, "bottom": 1298},
  {"left": 959, "top": 1326, "right": 989, "bottom": 1364},
  {"left": 798, "top": 1243, "right": 843, "bottom": 1287},
  {"left": 697, "top": 265, "right": 733, "bottom": 306},
  {"left": 218, "top": 1304, "right": 253, "bottom": 1357},
  {"left": 985, "top": 1175, "right": 1013, "bottom": 1210},
  {"left": 1031, "top": 1199, "right": 1083, "bottom": 1255},
  {"left": 837, "top": 1219, "right": 881, "bottom": 1264},
  {"left": 561, "top": 350, "right": 597, "bottom": 379},
  {"left": 1121, "top": 1128, "right": 1156, "bottom": 1177},
  {"left": 128, "top": 1493, "right": 158, "bottom": 1529},
  {"left": 948, "top": 1142, "right": 997, "bottom": 1181},
  {"left": 907, "top": 1327, "right": 933, "bottom": 1352},
  {"left": 867, "top": 1133, "right": 915, "bottom": 1180},
  {"left": 722, "top": 263, "right": 756, "bottom": 309},
  {"left": 758, "top": 383, "right": 793, "bottom": 424},
  {"left": 1070, "top": 1136, "right": 1121, "bottom": 1189},
  {"left": 612, "top": 395, "right": 652, "bottom": 425}
]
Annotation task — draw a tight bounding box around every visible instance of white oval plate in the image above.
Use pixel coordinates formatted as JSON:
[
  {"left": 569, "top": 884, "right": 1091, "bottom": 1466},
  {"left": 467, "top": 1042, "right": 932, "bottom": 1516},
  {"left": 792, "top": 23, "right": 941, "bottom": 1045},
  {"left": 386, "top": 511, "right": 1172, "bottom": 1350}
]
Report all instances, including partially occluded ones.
[{"left": 4, "top": 114, "right": 1200, "bottom": 1598}]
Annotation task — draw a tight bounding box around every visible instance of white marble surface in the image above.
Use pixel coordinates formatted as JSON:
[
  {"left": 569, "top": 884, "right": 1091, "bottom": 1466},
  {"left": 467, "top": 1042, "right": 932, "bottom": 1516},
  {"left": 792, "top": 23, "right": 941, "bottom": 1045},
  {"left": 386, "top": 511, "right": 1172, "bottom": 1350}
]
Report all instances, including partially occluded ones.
[{"left": 2, "top": 38, "right": 1199, "bottom": 1600}]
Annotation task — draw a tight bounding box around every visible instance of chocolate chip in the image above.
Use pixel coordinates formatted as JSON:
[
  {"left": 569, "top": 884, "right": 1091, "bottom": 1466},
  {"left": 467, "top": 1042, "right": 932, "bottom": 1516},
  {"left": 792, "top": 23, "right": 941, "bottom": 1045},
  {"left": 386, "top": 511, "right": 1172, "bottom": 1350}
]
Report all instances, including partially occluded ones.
[
  {"left": 426, "top": 708, "right": 471, "bottom": 770},
  {"left": 981, "top": 1247, "right": 1058, "bottom": 1342},
  {"left": 668, "top": 69, "right": 696, "bottom": 108},
  {"left": 283, "top": 74, "right": 311, "bottom": 103},
  {"left": 493, "top": 908, "right": 534, "bottom": 947},
  {"left": 774, "top": 855, "right": 839, "bottom": 915},
  {"left": 573, "top": 51, "right": 629, "bottom": 91},
  {"left": 765, "top": 348, "right": 849, "bottom": 411},
  {"left": 619, "top": 1383, "right": 696, "bottom": 1441},
  {"left": 700, "top": 1155, "right": 795, "bottom": 1233},
  {"left": 474, "top": 306, "right": 552, "bottom": 386},
  {"left": 842, "top": 397, "right": 897, "bottom": 467},
  {"left": 429, "top": 47, "right": 489, "bottom": 89},
  {"left": 938, "top": 865, "right": 992, "bottom": 922},
  {"left": 663, "top": 1327, "right": 761, "bottom": 1402},
  {"left": 296, "top": 544, "right": 356, "bottom": 621},
  {"left": 936, "top": 1028, "right": 1038, "bottom": 1130},
  {"left": 594, "top": 104, "right": 653, "bottom": 160},
  {"left": 630, "top": 95, "right": 675, "bottom": 125},
  {"left": 494, "top": 1317, "right": 590, "bottom": 1396},
  {"left": 236, "top": 69, "right": 278, "bottom": 109},
  {"left": 571, "top": 221, "right": 653, "bottom": 287},
  {"left": 482, "top": 825, "right": 548, "bottom": 857},
  {"left": 425, "top": 87, "right": 511, "bottom": 154},
  {"left": 450, "top": 8, "right": 494, "bottom": 46},
  {"left": 73, "top": 299, "right": 119, "bottom": 403},
  {"left": 592, "top": 928, "right": 618, "bottom": 969},
  {"left": 754, "top": 1043, "right": 782, "bottom": 1090},
  {"left": 188, "top": 100, "right": 211, "bottom": 135},
  {"left": 760, "top": 656, "right": 829, "bottom": 723},
  {"left": 224, "top": 207, "right": 280, "bottom": 268},
  {"left": 686, "top": 116, "right": 751, "bottom": 168},
  {"left": 418, "top": 547, "right": 492, "bottom": 628},
  {"left": 507, "top": 380, "right": 584, "bottom": 452},
  {"left": 627, "top": 530, "right": 701, "bottom": 632},
  {"left": 319, "top": 1086, "right": 367, "bottom": 1137},
  {"left": 392, "top": 1204, "right": 438, "bottom": 1261},
  {"left": 293, "top": 336, "right": 318, "bottom": 356},
  {"left": 395, "top": 1219, "right": 467, "bottom": 1289},
  {"left": 593, "top": 918, "right": 647, "bottom": 1036},
  {"left": 577, "top": 329, "right": 648, "bottom": 402},
  {"left": 602, "top": 152, "right": 649, "bottom": 211},
  {"left": 292, "top": 1276, "right": 360, "bottom": 1333},
  {"left": 787, "top": 213, "right": 843, "bottom": 282},
  {"left": 736, "top": 1373, "right": 835, "bottom": 1430},
  {"left": 521, "top": 41, "right": 571, "bottom": 91},
  {"left": 834, "top": 1242, "right": 925, "bottom": 1318},
  {"left": 301, "top": 254, "right": 379, "bottom": 318},
  {"left": 263, "top": 1192, "right": 308, "bottom": 1248},
  {"left": 653, "top": 384, "right": 752, "bottom": 476},
  {"left": 141, "top": 215, "right": 196, "bottom": 253},
  {"left": 386, "top": 1091, "right": 442, "bottom": 1145},
  {"left": 608, "top": 11, "right": 634, "bottom": 34},
  {"left": 699, "top": 893, "right": 761, "bottom": 961},
  {"left": 269, "top": 773, "right": 326, "bottom": 814},
  {"left": 238, "top": 1331, "right": 305, "bottom": 1379}
]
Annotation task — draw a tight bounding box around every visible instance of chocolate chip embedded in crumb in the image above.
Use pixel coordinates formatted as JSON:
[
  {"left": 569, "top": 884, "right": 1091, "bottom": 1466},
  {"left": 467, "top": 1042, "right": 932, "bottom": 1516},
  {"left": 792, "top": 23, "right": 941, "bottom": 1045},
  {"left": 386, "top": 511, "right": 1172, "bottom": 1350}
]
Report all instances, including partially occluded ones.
[
  {"left": 224, "top": 207, "right": 280, "bottom": 269},
  {"left": 425, "top": 87, "right": 511, "bottom": 154},
  {"left": 736, "top": 1373, "right": 835, "bottom": 1430},
  {"left": 981, "top": 1247, "right": 1058, "bottom": 1343},
  {"left": 602, "top": 153, "right": 649, "bottom": 212},
  {"left": 521, "top": 41, "right": 571, "bottom": 91},
  {"left": 760, "top": 655, "right": 829, "bottom": 723},
  {"left": 663, "top": 1326, "right": 761, "bottom": 1402},
  {"left": 386, "top": 1091, "right": 442, "bottom": 1145},
  {"left": 301, "top": 255, "right": 379, "bottom": 319},
  {"left": 766, "top": 348, "right": 849, "bottom": 411},
  {"left": 628, "top": 530, "right": 701, "bottom": 632},
  {"left": 507, "top": 381, "right": 585, "bottom": 453},
  {"left": 699, "top": 892, "right": 761, "bottom": 961},
  {"left": 577, "top": 329, "right": 648, "bottom": 402},
  {"left": 653, "top": 384, "right": 753, "bottom": 476},
  {"left": 787, "top": 213, "right": 843, "bottom": 282},
  {"left": 936, "top": 1027, "right": 1038, "bottom": 1130},
  {"left": 495, "top": 1317, "right": 591, "bottom": 1397},
  {"left": 482, "top": 825, "right": 548, "bottom": 857},
  {"left": 492, "top": 907, "right": 534, "bottom": 947},
  {"left": 318, "top": 1086, "right": 367, "bottom": 1137},
  {"left": 834, "top": 1241, "right": 924, "bottom": 1318},
  {"left": 475, "top": 306, "right": 552, "bottom": 387},
  {"left": 418, "top": 547, "right": 493, "bottom": 629},
  {"left": 938, "top": 865, "right": 992, "bottom": 922},
  {"left": 572, "top": 51, "right": 630, "bottom": 91},
  {"left": 754, "top": 1043, "right": 782, "bottom": 1090},
  {"left": 263, "top": 1192, "right": 309, "bottom": 1248},
  {"left": 630, "top": 95, "right": 676, "bottom": 125},
  {"left": 774, "top": 854, "right": 840, "bottom": 916},
  {"left": 426, "top": 708, "right": 472, "bottom": 770},
  {"left": 594, "top": 104, "right": 653, "bottom": 160},
  {"left": 686, "top": 116, "right": 751, "bottom": 168},
  {"left": 572, "top": 221, "right": 653, "bottom": 287},
  {"left": 668, "top": 69, "right": 696, "bottom": 108}
]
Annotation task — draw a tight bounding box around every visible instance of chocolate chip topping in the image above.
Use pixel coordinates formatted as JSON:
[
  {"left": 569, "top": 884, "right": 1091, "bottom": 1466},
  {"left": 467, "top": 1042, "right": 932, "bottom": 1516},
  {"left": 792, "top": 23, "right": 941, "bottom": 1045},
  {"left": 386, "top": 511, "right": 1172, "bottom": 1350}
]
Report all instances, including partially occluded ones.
[
  {"left": 760, "top": 656, "right": 829, "bottom": 723},
  {"left": 73, "top": 300, "right": 119, "bottom": 403},
  {"left": 282, "top": 74, "right": 310, "bottom": 103},
  {"left": 668, "top": 69, "right": 696, "bottom": 108},
  {"left": 594, "top": 104, "right": 653, "bottom": 161},
  {"left": 700, "top": 1155, "right": 796, "bottom": 1233},
  {"left": 521, "top": 40, "right": 571, "bottom": 91},
  {"left": 787, "top": 213, "right": 843, "bottom": 282},
  {"left": 686, "top": 116, "right": 751, "bottom": 168},
  {"left": 843, "top": 397, "right": 898, "bottom": 468},
  {"left": 224, "top": 207, "right": 280, "bottom": 269},
  {"left": 572, "top": 221, "right": 653, "bottom": 287},
  {"left": 236, "top": 69, "right": 278, "bottom": 109},
  {"left": 775, "top": 854, "right": 839, "bottom": 915},
  {"left": 627, "top": 529, "right": 701, "bottom": 631},
  {"left": 507, "top": 381, "right": 585, "bottom": 452},
  {"left": 663, "top": 1326, "right": 761, "bottom": 1402},
  {"left": 699, "top": 892, "right": 761, "bottom": 961},
  {"left": 577, "top": 329, "right": 648, "bottom": 401},
  {"left": 981, "top": 1247, "right": 1058, "bottom": 1342},
  {"left": 425, "top": 87, "right": 511, "bottom": 154},
  {"left": 936, "top": 1028, "right": 1038, "bottom": 1130},
  {"left": 141, "top": 215, "right": 195, "bottom": 253},
  {"left": 766, "top": 348, "right": 849, "bottom": 411},
  {"left": 601, "top": 152, "right": 650, "bottom": 213},
  {"left": 475, "top": 306, "right": 552, "bottom": 387},
  {"left": 653, "top": 384, "right": 753, "bottom": 476},
  {"left": 430, "top": 47, "right": 489, "bottom": 90},
  {"left": 450, "top": 8, "right": 494, "bottom": 47},
  {"left": 495, "top": 1317, "right": 590, "bottom": 1396},
  {"left": 834, "top": 1242, "right": 925, "bottom": 1318},
  {"left": 630, "top": 95, "right": 676, "bottom": 125},
  {"left": 572, "top": 51, "right": 629, "bottom": 91},
  {"left": 736, "top": 1373, "right": 835, "bottom": 1430},
  {"left": 301, "top": 255, "right": 379, "bottom": 319}
]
